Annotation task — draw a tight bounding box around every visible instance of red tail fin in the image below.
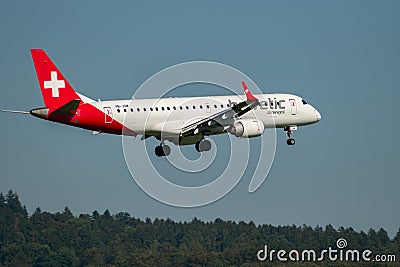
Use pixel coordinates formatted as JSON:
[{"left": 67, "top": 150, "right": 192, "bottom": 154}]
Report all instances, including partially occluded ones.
[{"left": 30, "top": 49, "right": 81, "bottom": 111}]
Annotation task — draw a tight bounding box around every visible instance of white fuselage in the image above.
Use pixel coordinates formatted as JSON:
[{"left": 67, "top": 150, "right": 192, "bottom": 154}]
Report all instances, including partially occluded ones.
[{"left": 90, "top": 93, "right": 321, "bottom": 139}]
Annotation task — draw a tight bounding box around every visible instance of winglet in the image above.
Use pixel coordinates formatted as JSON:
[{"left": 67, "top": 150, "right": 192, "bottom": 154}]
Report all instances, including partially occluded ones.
[{"left": 242, "top": 81, "right": 258, "bottom": 101}]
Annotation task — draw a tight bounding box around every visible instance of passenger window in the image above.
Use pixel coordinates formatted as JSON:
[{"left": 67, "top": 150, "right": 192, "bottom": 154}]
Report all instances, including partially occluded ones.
[
  {"left": 117, "top": 109, "right": 120, "bottom": 113},
  {"left": 130, "top": 108, "right": 134, "bottom": 112},
  {"left": 167, "top": 107, "right": 170, "bottom": 110},
  {"left": 143, "top": 108, "right": 146, "bottom": 112},
  {"left": 124, "top": 109, "right": 127, "bottom": 112},
  {"left": 173, "top": 106, "right": 176, "bottom": 110},
  {"left": 155, "top": 107, "right": 159, "bottom": 111},
  {"left": 200, "top": 105, "right": 203, "bottom": 109},
  {"left": 186, "top": 106, "right": 189, "bottom": 109},
  {"left": 150, "top": 107, "right": 153, "bottom": 111},
  {"left": 137, "top": 108, "right": 140, "bottom": 112},
  {"left": 180, "top": 106, "right": 183, "bottom": 110},
  {"left": 193, "top": 105, "right": 196, "bottom": 109},
  {"left": 214, "top": 104, "right": 217, "bottom": 108},
  {"left": 220, "top": 104, "right": 224, "bottom": 108},
  {"left": 162, "top": 107, "right": 165, "bottom": 111}
]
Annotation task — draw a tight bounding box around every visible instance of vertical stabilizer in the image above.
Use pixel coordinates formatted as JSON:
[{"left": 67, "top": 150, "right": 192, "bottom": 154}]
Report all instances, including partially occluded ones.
[{"left": 30, "top": 49, "right": 81, "bottom": 111}]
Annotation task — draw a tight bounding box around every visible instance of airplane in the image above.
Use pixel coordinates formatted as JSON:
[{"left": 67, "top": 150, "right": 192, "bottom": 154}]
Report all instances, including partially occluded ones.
[{"left": 1, "top": 49, "right": 321, "bottom": 157}]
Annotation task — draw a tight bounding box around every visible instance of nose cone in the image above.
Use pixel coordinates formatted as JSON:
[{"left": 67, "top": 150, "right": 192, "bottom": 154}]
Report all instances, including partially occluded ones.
[{"left": 315, "top": 109, "right": 321, "bottom": 122}]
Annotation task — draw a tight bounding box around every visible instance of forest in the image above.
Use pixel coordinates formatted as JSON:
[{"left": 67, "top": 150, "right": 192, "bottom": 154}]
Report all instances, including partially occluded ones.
[{"left": 0, "top": 190, "right": 398, "bottom": 266}]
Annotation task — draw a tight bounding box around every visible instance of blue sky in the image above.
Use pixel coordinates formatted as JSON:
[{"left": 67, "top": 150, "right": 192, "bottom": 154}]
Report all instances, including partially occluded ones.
[{"left": 0, "top": 1, "right": 399, "bottom": 237}]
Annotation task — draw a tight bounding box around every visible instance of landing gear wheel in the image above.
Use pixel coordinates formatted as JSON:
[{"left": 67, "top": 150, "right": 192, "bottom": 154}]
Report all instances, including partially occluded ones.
[
  {"left": 155, "top": 144, "right": 170, "bottom": 157},
  {"left": 287, "top": 138, "right": 295, "bottom": 146},
  {"left": 155, "top": 145, "right": 164, "bottom": 157},
  {"left": 195, "top": 139, "right": 212, "bottom": 152},
  {"left": 284, "top": 126, "right": 297, "bottom": 146},
  {"left": 200, "top": 140, "right": 211, "bottom": 152},
  {"left": 162, "top": 144, "right": 171, "bottom": 156}
]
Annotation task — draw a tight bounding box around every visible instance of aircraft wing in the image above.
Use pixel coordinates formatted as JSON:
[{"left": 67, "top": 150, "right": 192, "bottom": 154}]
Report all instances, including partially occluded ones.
[
  {"left": 141, "top": 119, "right": 188, "bottom": 140},
  {"left": 180, "top": 81, "right": 259, "bottom": 136}
]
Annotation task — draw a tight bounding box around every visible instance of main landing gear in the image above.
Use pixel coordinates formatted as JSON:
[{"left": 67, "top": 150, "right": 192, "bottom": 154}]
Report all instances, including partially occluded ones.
[
  {"left": 195, "top": 139, "right": 212, "bottom": 152},
  {"left": 154, "top": 139, "right": 212, "bottom": 157},
  {"left": 155, "top": 143, "right": 171, "bottom": 157},
  {"left": 284, "top": 126, "right": 297, "bottom": 146}
]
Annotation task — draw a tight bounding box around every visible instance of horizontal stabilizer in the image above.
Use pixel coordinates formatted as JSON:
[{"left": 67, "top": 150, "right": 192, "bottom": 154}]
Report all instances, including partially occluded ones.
[{"left": 50, "top": 99, "right": 80, "bottom": 116}]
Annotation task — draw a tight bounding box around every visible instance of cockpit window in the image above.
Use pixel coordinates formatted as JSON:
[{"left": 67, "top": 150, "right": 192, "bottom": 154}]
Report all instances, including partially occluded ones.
[{"left": 302, "top": 99, "right": 308, "bottom": 105}]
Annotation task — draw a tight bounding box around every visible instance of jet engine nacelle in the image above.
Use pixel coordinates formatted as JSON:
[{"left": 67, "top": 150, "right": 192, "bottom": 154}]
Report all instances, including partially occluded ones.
[{"left": 228, "top": 119, "right": 265, "bottom": 138}]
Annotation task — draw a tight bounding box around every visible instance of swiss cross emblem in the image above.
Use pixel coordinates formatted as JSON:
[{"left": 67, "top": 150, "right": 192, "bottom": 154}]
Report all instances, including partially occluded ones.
[{"left": 44, "top": 71, "right": 65, "bottom": 97}]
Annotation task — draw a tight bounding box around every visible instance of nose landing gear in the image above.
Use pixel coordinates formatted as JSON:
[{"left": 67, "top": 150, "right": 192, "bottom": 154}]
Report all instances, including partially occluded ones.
[
  {"left": 284, "top": 126, "right": 297, "bottom": 146},
  {"left": 287, "top": 138, "right": 295, "bottom": 145}
]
